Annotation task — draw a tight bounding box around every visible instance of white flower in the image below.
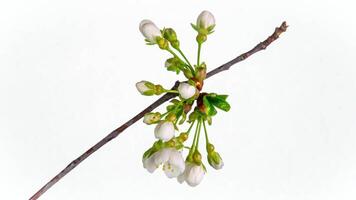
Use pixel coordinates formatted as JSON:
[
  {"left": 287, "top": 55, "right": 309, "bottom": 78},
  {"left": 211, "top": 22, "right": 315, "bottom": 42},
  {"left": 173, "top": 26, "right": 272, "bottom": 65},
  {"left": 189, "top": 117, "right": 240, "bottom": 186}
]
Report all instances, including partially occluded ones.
[
  {"left": 136, "top": 81, "right": 153, "bottom": 95},
  {"left": 142, "top": 155, "right": 158, "bottom": 173},
  {"left": 154, "top": 121, "right": 175, "bottom": 141},
  {"left": 158, "top": 148, "right": 185, "bottom": 178},
  {"left": 143, "top": 112, "right": 161, "bottom": 125},
  {"left": 177, "top": 162, "right": 205, "bottom": 187},
  {"left": 178, "top": 83, "right": 196, "bottom": 99},
  {"left": 139, "top": 19, "right": 162, "bottom": 43},
  {"left": 196, "top": 10, "right": 215, "bottom": 29},
  {"left": 143, "top": 148, "right": 185, "bottom": 178}
]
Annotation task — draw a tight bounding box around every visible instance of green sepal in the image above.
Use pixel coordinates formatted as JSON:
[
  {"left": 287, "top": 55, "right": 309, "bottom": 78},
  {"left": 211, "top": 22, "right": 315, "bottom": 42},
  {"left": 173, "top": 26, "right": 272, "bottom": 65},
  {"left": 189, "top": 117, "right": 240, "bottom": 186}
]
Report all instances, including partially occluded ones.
[
  {"left": 191, "top": 23, "right": 198, "bottom": 31},
  {"left": 142, "top": 90, "right": 155, "bottom": 96},
  {"left": 207, "top": 25, "right": 216, "bottom": 34},
  {"left": 144, "top": 82, "right": 155, "bottom": 89}
]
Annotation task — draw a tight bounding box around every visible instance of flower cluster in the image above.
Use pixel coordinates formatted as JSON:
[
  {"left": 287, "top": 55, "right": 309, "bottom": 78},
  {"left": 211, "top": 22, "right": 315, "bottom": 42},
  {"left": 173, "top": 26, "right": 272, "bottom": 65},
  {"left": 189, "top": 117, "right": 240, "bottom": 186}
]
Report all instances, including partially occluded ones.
[{"left": 137, "top": 11, "right": 230, "bottom": 187}]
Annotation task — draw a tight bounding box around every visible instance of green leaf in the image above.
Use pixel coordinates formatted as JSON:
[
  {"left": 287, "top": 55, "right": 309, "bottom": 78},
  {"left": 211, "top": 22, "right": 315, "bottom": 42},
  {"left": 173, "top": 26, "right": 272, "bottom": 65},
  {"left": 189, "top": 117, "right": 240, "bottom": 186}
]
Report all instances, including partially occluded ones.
[
  {"left": 207, "top": 96, "right": 231, "bottom": 112},
  {"left": 203, "top": 96, "right": 217, "bottom": 116},
  {"left": 217, "top": 94, "right": 228, "bottom": 100}
]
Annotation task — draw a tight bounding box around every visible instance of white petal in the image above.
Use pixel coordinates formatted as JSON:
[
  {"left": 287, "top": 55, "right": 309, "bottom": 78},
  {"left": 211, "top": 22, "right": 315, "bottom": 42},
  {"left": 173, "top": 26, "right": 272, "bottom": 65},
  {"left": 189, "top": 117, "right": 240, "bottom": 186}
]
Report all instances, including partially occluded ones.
[
  {"left": 197, "top": 10, "right": 215, "bottom": 29},
  {"left": 163, "top": 163, "right": 182, "bottom": 178},
  {"left": 142, "top": 156, "right": 157, "bottom": 173},
  {"left": 154, "top": 121, "right": 175, "bottom": 141},
  {"left": 177, "top": 172, "right": 185, "bottom": 184},
  {"left": 139, "top": 19, "right": 153, "bottom": 33},
  {"left": 136, "top": 81, "right": 149, "bottom": 94},
  {"left": 153, "top": 148, "right": 171, "bottom": 166},
  {"left": 185, "top": 164, "right": 205, "bottom": 187},
  {"left": 139, "top": 21, "right": 161, "bottom": 43},
  {"left": 178, "top": 83, "right": 196, "bottom": 99},
  {"left": 168, "top": 150, "right": 185, "bottom": 173}
]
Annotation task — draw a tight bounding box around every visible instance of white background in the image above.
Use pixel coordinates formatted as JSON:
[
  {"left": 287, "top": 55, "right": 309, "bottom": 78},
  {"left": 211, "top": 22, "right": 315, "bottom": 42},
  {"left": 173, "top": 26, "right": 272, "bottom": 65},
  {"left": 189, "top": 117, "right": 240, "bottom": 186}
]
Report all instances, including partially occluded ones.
[{"left": 1, "top": 0, "right": 356, "bottom": 199}]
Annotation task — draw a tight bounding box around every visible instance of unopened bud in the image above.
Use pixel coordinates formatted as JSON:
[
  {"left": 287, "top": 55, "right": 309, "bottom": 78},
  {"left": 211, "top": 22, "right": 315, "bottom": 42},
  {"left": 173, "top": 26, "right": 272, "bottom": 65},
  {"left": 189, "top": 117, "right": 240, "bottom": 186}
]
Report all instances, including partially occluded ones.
[
  {"left": 193, "top": 151, "right": 202, "bottom": 164},
  {"left": 206, "top": 143, "right": 215, "bottom": 153},
  {"left": 178, "top": 132, "right": 188, "bottom": 142},
  {"left": 163, "top": 28, "right": 178, "bottom": 42},
  {"left": 207, "top": 151, "right": 224, "bottom": 170},
  {"left": 196, "top": 33, "right": 207, "bottom": 44},
  {"left": 143, "top": 112, "right": 161, "bottom": 125},
  {"left": 166, "top": 113, "right": 177, "bottom": 122},
  {"left": 157, "top": 37, "right": 169, "bottom": 50},
  {"left": 154, "top": 85, "right": 165, "bottom": 95}
]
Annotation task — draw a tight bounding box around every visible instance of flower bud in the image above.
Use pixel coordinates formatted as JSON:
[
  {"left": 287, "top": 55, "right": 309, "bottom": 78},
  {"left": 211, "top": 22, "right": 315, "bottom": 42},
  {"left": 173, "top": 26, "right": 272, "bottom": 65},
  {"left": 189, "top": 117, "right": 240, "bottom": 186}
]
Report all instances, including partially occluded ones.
[
  {"left": 193, "top": 151, "right": 202, "bottom": 164},
  {"left": 196, "top": 33, "right": 207, "bottom": 44},
  {"left": 196, "top": 10, "right": 215, "bottom": 30},
  {"left": 178, "top": 132, "right": 188, "bottom": 142},
  {"left": 170, "top": 40, "right": 180, "bottom": 49},
  {"left": 178, "top": 83, "right": 197, "bottom": 99},
  {"left": 143, "top": 112, "right": 161, "bottom": 125},
  {"left": 157, "top": 37, "right": 169, "bottom": 50},
  {"left": 154, "top": 121, "right": 175, "bottom": 141},
  {"left": 166, "top": 113, "right": 177, "bottom": 122},
  {"left": 166, "top": 140, "right": 175, "bottom": 147},
  {"left": 139, "top": 20, "right": 162, "bottom": 43},
  {"left": 136, "top": 81, "right": 155, "bottom": 96},
  {"left": 163, "top": 28, "right": 178, "bottom": 42},
  {"left": 195, "top": 65, "right": 207, "bottom": 82},
  {"left": 206, "top": 143, "right": 215, "bottom": 153},
  {"left": 154, "top": 84, "right": 165, "bottom": 95},
  {"left": 207, "top": 151, "right": 224, "bottom": 170}
]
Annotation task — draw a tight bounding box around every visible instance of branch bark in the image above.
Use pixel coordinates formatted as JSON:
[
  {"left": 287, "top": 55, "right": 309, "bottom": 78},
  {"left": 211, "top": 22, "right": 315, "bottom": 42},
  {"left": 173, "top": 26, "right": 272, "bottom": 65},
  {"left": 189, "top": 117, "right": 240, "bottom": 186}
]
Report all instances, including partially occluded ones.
[{"left": 30, "top": 21, "right": 288, "bottom": 199}]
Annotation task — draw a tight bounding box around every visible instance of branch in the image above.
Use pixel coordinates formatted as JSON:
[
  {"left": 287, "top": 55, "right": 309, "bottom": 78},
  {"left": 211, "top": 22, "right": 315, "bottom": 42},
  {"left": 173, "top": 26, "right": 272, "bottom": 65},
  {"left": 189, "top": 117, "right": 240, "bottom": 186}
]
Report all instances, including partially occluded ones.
[{"left": 30, "top": 21, "right": 288, "bottom": 199}]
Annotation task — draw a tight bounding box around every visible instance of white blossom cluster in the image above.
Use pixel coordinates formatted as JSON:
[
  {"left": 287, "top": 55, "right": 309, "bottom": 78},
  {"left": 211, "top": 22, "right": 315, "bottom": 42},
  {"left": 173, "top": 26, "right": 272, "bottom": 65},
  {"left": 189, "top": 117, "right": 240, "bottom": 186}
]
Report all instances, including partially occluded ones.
[{"left": 136, "top": 11, "right": 229, "bottom": 187}]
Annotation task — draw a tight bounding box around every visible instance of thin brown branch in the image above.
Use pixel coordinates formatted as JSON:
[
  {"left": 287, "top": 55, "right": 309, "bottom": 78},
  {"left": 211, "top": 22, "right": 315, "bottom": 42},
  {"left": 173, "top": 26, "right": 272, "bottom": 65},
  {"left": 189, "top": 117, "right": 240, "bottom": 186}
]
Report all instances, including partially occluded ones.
[{"left": 30, "top": 21, "right": 287, "bottom": 199}]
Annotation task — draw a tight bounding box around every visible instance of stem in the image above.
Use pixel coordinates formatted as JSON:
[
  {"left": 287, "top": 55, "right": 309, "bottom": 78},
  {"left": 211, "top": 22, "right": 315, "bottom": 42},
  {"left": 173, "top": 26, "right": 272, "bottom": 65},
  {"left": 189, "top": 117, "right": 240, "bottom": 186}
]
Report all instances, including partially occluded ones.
[
  {"left": 202, "top": 120, "right": 209, "bottom": 145},
  {"left": 187, "top": 120, "right": 196, "bottom": 135},
  {"left": 160, "top": 111, "right": 170, "bottom": 118},
  {"left": 197, "top": 43, "right": 202, "bottom": 67},
  {"left": 188, "top": 120, "right": 201, "bottom": 158},
  {"left": 195, "top": 118, "right": 202, "bottom": 150},
  {"left": 177, "top": 48, "right": 195, "bottom": 74},
  {"left": 165, "top": 90, "right": 179, "bottom": 94},
  {"left": 30, "top": 21, "right": 288, "bottom": 200}
]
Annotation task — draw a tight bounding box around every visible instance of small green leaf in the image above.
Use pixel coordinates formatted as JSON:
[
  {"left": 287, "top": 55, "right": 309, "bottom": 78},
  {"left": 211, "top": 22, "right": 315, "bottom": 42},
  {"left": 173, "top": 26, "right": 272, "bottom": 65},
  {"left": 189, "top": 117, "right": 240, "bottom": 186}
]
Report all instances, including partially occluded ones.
[
  {"left": 203, "top": 96, "right": 217, "bottom": 116},
  {"left": 208, "top": 96, "right": 231, "bottom": 112}
]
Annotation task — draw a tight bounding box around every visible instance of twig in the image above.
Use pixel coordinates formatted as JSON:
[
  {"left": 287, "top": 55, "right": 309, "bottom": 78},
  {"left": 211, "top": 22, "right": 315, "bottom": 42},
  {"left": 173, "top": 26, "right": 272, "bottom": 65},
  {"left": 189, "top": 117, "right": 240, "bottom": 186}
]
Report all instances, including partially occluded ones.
[{"left": 30, "top": 21, "right": 288, "bottom": 199}]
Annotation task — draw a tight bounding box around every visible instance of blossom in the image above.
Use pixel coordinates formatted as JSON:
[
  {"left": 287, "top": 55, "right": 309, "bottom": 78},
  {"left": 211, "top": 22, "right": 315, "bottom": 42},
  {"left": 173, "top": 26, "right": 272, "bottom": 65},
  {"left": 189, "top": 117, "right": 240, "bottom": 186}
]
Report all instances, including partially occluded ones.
[
  {"left": 196, "top": 10, "right": 215, "bottom": 30},
  {"left": 143, "top": 112, "right": 161, "bottom": 125},
  {"left": 143, "top": 148, "right": 185, "bottom": 178},
  {"left": 178, "top": 83, "right": 196, "bottom": 99},
  {"left": 177, "top": 162, "right": 205, "bottom": 187},
  {"left": 139, "top": 20, "right": 162, "bottom": 43},
  {"left": 154, "top": 121, "right": 175, "bottom": 141}
]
